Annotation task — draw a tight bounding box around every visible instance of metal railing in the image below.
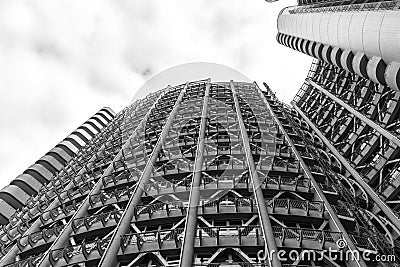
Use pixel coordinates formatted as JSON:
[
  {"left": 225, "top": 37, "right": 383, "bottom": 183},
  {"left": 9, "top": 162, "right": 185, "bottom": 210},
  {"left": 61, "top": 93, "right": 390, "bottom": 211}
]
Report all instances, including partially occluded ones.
[
  {"left": 273, "top": 226, "right": 342, "bottom": 246},
  {"left": 72, "top": 209, "right": 123, "bottom": 232},
  {"left": 265, "top": 198, "right": 324, "bottom": 215},
  {"left": 121, "top": 228, "right": 185, "bottom": 251},
  {"left": 50, "top": 236, "right": 111, "bottom": 265},
  {"left": 291, "top": 0, "right": 400, "bottom": 14}
]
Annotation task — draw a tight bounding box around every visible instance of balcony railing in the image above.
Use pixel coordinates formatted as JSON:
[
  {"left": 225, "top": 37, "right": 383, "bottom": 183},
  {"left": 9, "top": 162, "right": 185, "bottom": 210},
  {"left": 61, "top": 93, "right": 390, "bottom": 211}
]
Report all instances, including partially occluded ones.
[
  {"left": 273, "top": 226, "right": 342, "bottom": 249},
  {"left": 121, "top": 228, "right": 185, "bottom": 252},
  {"left": 89, "top": 186, "right": 133, "bottom": 207},
  {"left": 317, "top": 182, "right": 337, "bottom": 194},
  {"left": 4, "top": 254, "right": 43, "bottom": 267},
  {"left": 349, "top": 235, "right": 377, "bottom": 251},
  {"left": 49, "top": 236, "right": 111, "bottom": 265},
  {"left": 72, "top": 209, "right": 123, "bottom": 232},
  {"left": 265, "top": 198, "right": 324, "bottom": 216},
  {"left": 133, "top": 202, "right": 186, "bottom": 220},
  {"left": 195, "top": 226, "right": 264, "bottom": 247},
  {"left": 331, "top": 204, "right": 353, "bottom": 218},
  {"left": 17, "top": 225, "right": 64, "bottom": 252},
  {"left": 40, "top": 200, "right": 80, "bottom": 226},
  {"left": 101, "top": 171, "right": 137, "bottom": 188},
  {"left": 262, "top": 176, "right": 312, "bottom": 191}
]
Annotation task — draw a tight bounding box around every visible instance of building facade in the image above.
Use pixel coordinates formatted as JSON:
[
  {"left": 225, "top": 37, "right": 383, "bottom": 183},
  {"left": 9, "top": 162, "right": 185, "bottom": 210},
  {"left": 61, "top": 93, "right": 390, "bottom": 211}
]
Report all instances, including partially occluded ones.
[
  {"left": 1, "top": 0, "right": 400, "bottom": 263},
  {"left": 0, "top": 78, "right": 395, "bottom": 267},
  {"left": 276, "top": 0, "right": 400, "bottom": 266}
]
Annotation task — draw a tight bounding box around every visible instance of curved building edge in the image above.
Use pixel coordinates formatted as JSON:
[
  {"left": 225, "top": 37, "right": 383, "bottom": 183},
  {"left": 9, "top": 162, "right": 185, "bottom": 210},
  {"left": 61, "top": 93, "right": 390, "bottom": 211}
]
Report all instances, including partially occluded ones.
[{"left": 0, "top": 107, "right": 115, "bottom": 224}]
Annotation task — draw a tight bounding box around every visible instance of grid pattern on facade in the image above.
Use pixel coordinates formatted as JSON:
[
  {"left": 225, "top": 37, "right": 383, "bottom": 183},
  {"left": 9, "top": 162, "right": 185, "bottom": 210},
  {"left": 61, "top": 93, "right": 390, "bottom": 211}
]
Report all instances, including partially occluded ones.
[{"left": 0, "top": 80, "right": 389, "bottom": 267}]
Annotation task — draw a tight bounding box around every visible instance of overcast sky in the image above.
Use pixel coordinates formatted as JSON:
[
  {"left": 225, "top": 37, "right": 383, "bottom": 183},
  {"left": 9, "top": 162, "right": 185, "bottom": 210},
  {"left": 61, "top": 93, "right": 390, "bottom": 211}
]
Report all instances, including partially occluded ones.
[{"left": 0, "top": 0, "right": 312, "bottom": 189}]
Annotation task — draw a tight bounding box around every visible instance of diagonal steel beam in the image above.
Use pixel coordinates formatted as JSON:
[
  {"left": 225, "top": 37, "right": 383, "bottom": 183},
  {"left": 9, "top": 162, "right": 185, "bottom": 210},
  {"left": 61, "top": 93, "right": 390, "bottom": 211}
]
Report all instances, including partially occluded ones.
[
  {"left": 230, "top": 80, "right": 281, "bottom": 267},
  {"left": 179, "top": 80, "right": 211, "bottom": 267},
  {"left": 292, "top": 102, "right": 400, "bottom": 232},
  {"left": 308, "top": 79, "right": 400, "bottom": 148},
  {"left": 260, "top": 83, "right": 366, "bottom": 267},
  {"left": 98, "top": 84, "right": 188, "bottom": 266}
]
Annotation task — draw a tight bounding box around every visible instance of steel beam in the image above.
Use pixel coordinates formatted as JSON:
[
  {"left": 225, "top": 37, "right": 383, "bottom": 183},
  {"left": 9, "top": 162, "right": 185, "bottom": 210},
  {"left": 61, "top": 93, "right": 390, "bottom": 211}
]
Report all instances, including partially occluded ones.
[
  {"left": 293, "top": 102, "right": 400, "bottom": 232},
  {"left": 260, "top": 83, "right": 366, "bottom": 267},
  {"left": 308, "top": 79, "right": 400, "bottom": 147},
  {"left": 179, "top": 80, "right": 210, "bottom": 267},
  {"left": 98, "top": 84, "right": 188, "bottom": 266},
  {"left": 230, "top": 81, "right": 281, "bottom": 267}
]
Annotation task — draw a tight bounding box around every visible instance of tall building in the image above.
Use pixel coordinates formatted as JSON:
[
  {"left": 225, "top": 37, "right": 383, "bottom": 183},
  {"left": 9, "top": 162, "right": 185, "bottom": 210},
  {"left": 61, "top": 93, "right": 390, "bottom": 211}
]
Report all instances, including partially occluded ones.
[
  {"left": 1, "top": 3, "right": 400, "bottom": 264},
  {"left": 0, "top": 78, "right": 395, "bottom": 267},
  {"left": 276, "top": 0, "right": 400, "bottom": 266},
  {"left": 0, "top": 108, "right": 115, "bottom": 225}
]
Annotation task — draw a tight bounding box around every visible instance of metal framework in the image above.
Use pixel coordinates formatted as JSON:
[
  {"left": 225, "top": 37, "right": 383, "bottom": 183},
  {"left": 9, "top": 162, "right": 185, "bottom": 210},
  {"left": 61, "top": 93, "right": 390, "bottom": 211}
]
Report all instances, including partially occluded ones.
[
  {"left": 290, "top": 59, "right": 400, "bottom": 263},
  {"left": 275, "top": 0, "right": 400, "bottom": 263},
  {"left": 0, "top": 78, "right": 384, "bottom": 266}
]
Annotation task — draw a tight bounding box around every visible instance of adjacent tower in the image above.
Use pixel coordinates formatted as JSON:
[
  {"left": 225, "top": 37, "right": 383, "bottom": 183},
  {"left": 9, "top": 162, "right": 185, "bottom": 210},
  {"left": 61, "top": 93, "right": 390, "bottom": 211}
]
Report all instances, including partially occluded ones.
[
  {"left": 277, "top": 0, "right": 400, "bottom": 265},
  {"left": 0, "top": 108, "right": 115, "bottom": 224}
]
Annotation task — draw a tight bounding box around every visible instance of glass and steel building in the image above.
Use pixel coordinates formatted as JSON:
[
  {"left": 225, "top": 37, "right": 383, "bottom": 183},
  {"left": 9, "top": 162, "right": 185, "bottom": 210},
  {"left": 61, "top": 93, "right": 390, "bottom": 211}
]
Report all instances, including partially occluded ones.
[{"left": 0, "top": 77, "right": 395, "bottom": 267}]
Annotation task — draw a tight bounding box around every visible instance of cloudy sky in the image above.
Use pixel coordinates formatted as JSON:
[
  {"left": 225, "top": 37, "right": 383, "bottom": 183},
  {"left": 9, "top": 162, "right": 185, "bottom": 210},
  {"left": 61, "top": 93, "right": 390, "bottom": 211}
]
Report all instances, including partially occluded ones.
[{"left": 0, "top": 0, "right": 312, "bottom": 189}]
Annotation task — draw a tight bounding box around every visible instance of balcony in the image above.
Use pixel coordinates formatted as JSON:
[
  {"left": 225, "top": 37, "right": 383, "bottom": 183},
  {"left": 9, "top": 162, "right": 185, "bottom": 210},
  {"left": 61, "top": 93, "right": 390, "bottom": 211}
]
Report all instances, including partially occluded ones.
[
  {"left": 101, "top": 171, "right": 137, "bottom": 189},
  {"left": 40, "top": 201, "right": 79, "bottom": 227},
  {"left": 194, "top": 226, "right": 264, "bottom": 248},
  {"left": 265, "top": 198, "right": 324, "bottom": 219},
  {"left": 260, "top": 176, "right": 313, "bottom": 196},
  {"left": 142, "top": 178, "right": 192, "bottom": 196},
  {"left": 17, "top": 225, "right": 63, "bottom": 253},
  {"left": 349, "top": 234, "right": 377, "bottom": 253},
  {"left": 132, "top": 202, "right": 186, "bottom": 222},
  {"left": 317, "top": 183, "right": 339, "bottom": 202},
  {"left": 89, "top": 187, "right": 133, "bottom": 209},
  {"left": 72, "top": 209, "right": 123, "bottom": 235},
  {"left": 4, "top": 254, "right": 42, "bottom": 267},
  {"left": 120, "top": 228, "right": 184, "bottom": 254},
  {"left": 380, "top": 167, "right": 400, "bottom": 200},
  {"left": 49, "top": 237, "right": 111, "bottom": 266},
  {"left": 199, "top": 197, "right": 256, "bottom": 215},
  {"left": 273, "top": 226, "right": 342, "bottom": 250}
]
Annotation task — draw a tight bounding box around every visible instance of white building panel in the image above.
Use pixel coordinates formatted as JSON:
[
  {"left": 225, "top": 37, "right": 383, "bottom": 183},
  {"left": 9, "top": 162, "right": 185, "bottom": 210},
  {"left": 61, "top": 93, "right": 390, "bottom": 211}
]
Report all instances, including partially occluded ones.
[
  {"left": 337, "top": 12, "right": 353, "bottom": 50},
  {"left": 306, "top": 13, "right": 316, "bottom": 41},
  {"left": 348, "top": 12, "right": 367, "bottom": 54},
  {"left": 312, "top": 13, "right": 323, "bottom": 42},
  {"left": 380, "top": 11, "right": 400, "bottom": 63},
  {"left": 319, "top": 13, "right": 331, "bottom": 45},
  {"left": 328, "top": 12, "right": 341, "bottom": 47},
  {"left": 362, "top": 11, "right": 385, "bottom": 58}
]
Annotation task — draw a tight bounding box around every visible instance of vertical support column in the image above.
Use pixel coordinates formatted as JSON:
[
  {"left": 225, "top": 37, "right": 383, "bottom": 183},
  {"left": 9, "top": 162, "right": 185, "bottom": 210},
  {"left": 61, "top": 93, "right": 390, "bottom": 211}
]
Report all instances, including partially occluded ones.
[
  {"left": 33, "top": 93, "right": 166, "bottom": 267},
  {"left": 230, "top": 81, "right": 281, "bottom": 267},
  {"left": 98, "top": 84, "right": 188, "bottom": 267},
  {"left": 179, "top": 80, "right": 210, "bottom": 267},
  {"left": 308, "top": 79, "right": 400, "bottom": 147},
  {"left": 293, "top": 102, "right": 400, "bottom": 232},
  {"left": 259, "top": 84, "right": 366, "bottom": 267}
]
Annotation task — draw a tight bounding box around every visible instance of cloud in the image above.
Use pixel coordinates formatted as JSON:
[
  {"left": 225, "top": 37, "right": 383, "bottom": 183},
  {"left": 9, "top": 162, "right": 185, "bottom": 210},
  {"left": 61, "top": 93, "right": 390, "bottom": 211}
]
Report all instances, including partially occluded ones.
[{"left": 0, "top": 0, "right": 312, "bottom": 189}]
